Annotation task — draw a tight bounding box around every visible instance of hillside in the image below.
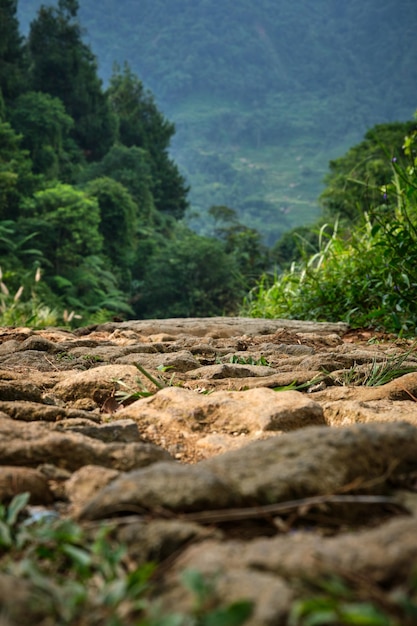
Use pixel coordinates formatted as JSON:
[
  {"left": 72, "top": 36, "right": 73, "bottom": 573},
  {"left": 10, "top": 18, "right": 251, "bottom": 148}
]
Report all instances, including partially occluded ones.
[{"left": 17, "top": 0, "right": 417, "bottom": 244}]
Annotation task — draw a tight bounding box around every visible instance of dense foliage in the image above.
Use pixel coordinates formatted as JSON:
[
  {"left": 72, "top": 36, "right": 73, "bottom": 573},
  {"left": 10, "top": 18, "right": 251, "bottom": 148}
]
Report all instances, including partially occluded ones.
[
  {"left": 244, "top": 121, "right": 417, "bottom": 335},
  {"left": 0, "top": 0, "right": 271, "bottom": 326}
]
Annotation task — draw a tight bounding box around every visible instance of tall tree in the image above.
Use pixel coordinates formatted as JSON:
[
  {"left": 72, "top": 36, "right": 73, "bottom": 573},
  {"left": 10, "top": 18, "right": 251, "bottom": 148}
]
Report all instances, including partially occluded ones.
[
  {"left": 27, "top": 0, "right": 116, "bottom": 160},
  {"left": 86, "top": 176, "right": 137, "bottom": 287},
  {"left": 10, "top": 91, "right": 78, "bottom": 179},
  {"left": 0, "top": 118, "right": 37, "bottom": 220},
  {"left": 0, "top": 0, "right": 27, "bottom": 102},
  {"left": 107, "top": 63, "right": 189, "bottom": 219},
  {"left": 136, "top": 226, "right": 243, "bottom": 318},
  {"left": 83, "top": 144, "right": 156, "bottom": 222},
  {"left": 26, "top": 183, "right": 103, "bottom": 277}
]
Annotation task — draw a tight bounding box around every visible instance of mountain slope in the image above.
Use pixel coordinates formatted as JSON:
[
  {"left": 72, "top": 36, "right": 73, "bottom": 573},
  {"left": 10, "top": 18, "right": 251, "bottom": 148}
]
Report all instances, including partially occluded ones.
[{"left": 17, "top": 0, "right": 417, "bottom": 244}]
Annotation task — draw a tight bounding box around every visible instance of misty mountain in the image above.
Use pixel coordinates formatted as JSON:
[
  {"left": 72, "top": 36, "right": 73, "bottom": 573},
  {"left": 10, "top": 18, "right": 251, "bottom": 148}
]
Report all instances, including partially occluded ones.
[{"left": 18, "top": 0, "right": 417, "bottom": 244}]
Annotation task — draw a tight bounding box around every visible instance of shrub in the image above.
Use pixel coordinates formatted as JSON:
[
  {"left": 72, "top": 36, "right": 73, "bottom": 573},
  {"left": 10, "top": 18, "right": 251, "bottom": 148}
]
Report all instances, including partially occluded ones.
[{"left": 243, "top": 125, "right": 417, "bottom": 336}]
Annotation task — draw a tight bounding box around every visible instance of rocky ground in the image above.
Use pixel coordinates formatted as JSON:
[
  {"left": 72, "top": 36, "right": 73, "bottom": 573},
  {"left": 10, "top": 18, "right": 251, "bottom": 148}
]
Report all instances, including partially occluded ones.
[{"left": 1, "top": 316, "right": 417, "bottom": 624}]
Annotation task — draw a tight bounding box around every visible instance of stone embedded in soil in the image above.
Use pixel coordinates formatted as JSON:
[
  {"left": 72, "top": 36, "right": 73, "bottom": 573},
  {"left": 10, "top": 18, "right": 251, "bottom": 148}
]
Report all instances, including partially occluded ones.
[
  {"left": 94, "top": 317, "right": 349, "bottom": 338},
  {"left": 78, "top": 461, "right": 238, "bottom": 520},
  {"left": 54, "top": 417, "right": 141, "bottom": 443},
  {"left": 1, "top": 318, "right": 417, "bottom": 626},
  {"left": 0, "top": 380, "right": 43, "bottom": 402},
  {"left": 322, "top": 398, "right": 417, "bottom": 427},
  {"left": 158, "top": 516, "right": 417, "bottom": 624},
  {"left": 78, "top": 421, "right": 417, "bottom": 525},
  {"left": 116, "top": 349, "right": 200, "bottom": 371},
  {"left": 201, "top": 421, "right": 417, "bottom": 503},
  {"left": 117, "top": 517, "right": 222, "bottom": 564},
  {"left": 185, "top": 363, "right": 276, "bottom": 379},
  {"left": 0, "top": 400, "right": 102, "bottom": 423},
  {"left": 115, "top": 386, "right": 325, "bottom": 438},
  {"left": 160, "top": 564, "right": 294, "bottom": 626},
  {"left": 65, "top": 464, "right": 120, "bottom": 511},
  {"left": 52, "top": 364, "right": 144, "bottom": 404},
  {"left": 0, "top": 466, "right": 54, "bottom": 504},
  {"left": 168, "top": 515, "right": 417, "bottom": 588},
  {"left": 0, "top": 414, "right": 172, "bottom": 471}
]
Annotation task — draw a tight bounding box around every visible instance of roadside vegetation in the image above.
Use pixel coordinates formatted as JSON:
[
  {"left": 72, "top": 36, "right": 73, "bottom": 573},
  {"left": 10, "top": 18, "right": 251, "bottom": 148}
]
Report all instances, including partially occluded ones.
[{"left": 244, "top": 121, "right": 417, "bottom": 337}]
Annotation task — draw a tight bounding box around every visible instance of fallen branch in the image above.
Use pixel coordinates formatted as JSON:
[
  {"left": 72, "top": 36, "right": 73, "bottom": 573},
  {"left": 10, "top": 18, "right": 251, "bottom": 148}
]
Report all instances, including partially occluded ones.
[
  {"left": 82, "top": 493, "right": 408, "bottom": 529},
  {"left": 181, "top": 494, "right": 406, "bottom": 525}
]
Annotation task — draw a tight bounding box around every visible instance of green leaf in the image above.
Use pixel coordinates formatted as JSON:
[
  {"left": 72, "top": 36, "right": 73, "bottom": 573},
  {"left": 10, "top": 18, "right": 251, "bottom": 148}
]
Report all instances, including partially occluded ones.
[
  {"left": 202, "top": 600, "right": 254, "bottom": 626},
  {"left": 181, "top": 569, "right": 212, "bottom": 600},
  {"left": 302, "top": 610, "right": 340, "bottom": 625},
  {"left": 6, "top": 492, "right": 30, "bottom": 526},
  {"left": 62, "top": 543, "right": 92, "bottom": 569},
  {"left": 0, "top": 520, "right": 12, "bottom": 547},
  {"left": 340, "top": 602, "right": 391, "bottom": 625}
]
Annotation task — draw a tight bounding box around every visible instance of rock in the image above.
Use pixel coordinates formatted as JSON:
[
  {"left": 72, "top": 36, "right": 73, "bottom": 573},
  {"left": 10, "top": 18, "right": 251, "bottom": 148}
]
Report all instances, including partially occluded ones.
[
  {"left": 17, "top": 336, "right": 58, "bottom": 353},
  {"left": 185, "top": 363, "right": 276, "bottom": 379},
  {"left": 116, "top": 349, "right": 200, "bottom": 371},
  {"left": 52, "top": 364, "right": 143, "bottom": 404},
  {"left": 0, "top": 466, "right": 54, "bottom": 504},
  {"left": 118, "top": 518, "right": 222, "bottom": 563},
  {"left": 115, "top": 386, "right": 325, "bottom": 441},
  {"left": 157, "top": 539, "right": 294, "bottom": 626},
  {"left": 0, "top": 400, "right": 102, "bottom": 422},
  {"left": 78, "top": 461, "right": 238, "bottom": 520},
  {"left": 244, "top": 515, "right": 417, "bottom": 583},
  {"left": 323, "top": 398, "right": 417, "bottom": 426},
  {"left": 374, "top": 371, "right": 417, "bottom": 400},
  {"left": 213, "top": 370, "right": 325, "bottom": 391},
  {"left": 159, "top": 515, "right": 417, "bottom": 625},
  {"left": 0, "top": 414, "right": 172, "bottom": 471},
  {"left": 94, "top": 317, "right": 349, "bottom": 337},
  {"left": 54, "top": 417, "right": 141, "bottom": 442},
  {"left": 0, "top": 339, "right": 22, "bottom": 355},
  {"left": 275, "top": 343, "right": 315, "bottom": 356},
  {"left": 65, "top": 464, "right": 120, "bottom": 510},
  {"left": 201, "top": 421, "right": 417, "bottom": 503},
  {"left": 0, "top": 381, "right": 43, "bottom": 402}
]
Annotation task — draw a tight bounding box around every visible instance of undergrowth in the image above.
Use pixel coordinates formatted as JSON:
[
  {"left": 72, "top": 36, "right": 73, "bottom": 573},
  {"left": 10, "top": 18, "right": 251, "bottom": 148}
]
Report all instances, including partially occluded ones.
[
  {"left": 290, "top": 572, "right": 417, "bottom": 626},
  {"left": 0, "top": 493, "right": 253, "bottom": 626},
  {"left": 243, "top": 125, "right": 417, "bottom": 336}
]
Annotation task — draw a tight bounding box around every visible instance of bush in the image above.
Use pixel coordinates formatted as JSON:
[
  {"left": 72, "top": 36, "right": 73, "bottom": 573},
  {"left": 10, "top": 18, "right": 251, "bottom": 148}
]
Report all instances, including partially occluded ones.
[{"left": 243, "top": 125, "right": 417, "bottom": 336}]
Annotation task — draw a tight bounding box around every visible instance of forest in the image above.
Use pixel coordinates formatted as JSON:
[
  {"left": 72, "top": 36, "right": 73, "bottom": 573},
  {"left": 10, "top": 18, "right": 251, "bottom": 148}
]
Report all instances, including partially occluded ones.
[
  {"left": 17, "top": 0, "right": 417, "bottom": 244},
  {"left": 0, "top": 0, "right": 273, "bottom": 326},
  {"left": 1, "top": 0, "right": 417, "bottom": 334}
]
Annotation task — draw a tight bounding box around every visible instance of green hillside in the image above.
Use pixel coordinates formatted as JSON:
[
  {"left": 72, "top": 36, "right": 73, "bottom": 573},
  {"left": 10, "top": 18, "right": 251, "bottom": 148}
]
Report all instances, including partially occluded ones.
[{"left": 17, "top": 0, "right": 417, "bottom": 244}]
